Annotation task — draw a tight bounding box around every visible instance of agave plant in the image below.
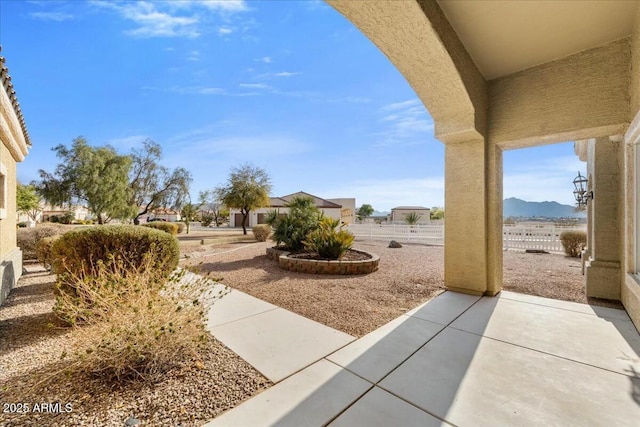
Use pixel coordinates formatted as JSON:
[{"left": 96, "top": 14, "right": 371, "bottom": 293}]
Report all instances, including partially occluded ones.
[
  {"left": 404, "top": 212, "right": 421, "bottom": 225},
  {"left": 304, "top": 216, "right": 355, "bottom": 260}
]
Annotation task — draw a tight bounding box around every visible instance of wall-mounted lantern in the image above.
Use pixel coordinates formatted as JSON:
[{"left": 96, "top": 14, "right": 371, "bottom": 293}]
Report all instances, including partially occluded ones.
[{"left": 573, "top": 171, "right": 593, "bottom": 208}]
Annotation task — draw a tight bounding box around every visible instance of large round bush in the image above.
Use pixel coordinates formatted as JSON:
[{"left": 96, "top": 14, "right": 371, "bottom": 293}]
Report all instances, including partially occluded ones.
[{"left": 51, "top": 225, "right": 179, "bottom": 279}]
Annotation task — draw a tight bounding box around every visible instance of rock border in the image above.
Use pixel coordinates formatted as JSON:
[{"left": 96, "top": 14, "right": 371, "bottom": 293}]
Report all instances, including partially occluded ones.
[{"left": 266, "top": 247, "right": 379, "bottom": 275}]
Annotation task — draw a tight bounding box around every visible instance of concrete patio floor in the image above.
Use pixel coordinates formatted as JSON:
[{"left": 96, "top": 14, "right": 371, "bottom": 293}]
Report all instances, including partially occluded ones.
[{"left": 205, "top": 289, "right": 640, "bottom": 426}]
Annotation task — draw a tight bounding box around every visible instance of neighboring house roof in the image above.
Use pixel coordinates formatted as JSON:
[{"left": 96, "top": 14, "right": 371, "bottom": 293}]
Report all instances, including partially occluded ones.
[
  {"left": 279, "top": 191, "right": 342, "bottom": 209},
  {"left": 269, "top": 197, "right": 289, "bottom": 207},
  {"left": 152, "top": 208, "right": 180, "bottom": 215},
  {"left": 392, "top": 206, "right": 430, "bottom": 210},
  {"left": 0, "top": 47, "right": 30, "bottom": 147}
]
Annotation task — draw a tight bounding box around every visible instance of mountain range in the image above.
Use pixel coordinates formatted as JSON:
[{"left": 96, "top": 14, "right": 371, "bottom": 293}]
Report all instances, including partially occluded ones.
[
  {"left": 368, "top": 198, "right": 583, "bottom": 219},
  {"left": 503, "top": 197, "right": 585, "bottom": 218}
]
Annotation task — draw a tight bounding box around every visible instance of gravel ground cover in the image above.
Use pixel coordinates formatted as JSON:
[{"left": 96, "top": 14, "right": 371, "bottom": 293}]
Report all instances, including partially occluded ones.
[
  {"left": 0, "top": 263, "right": 269, "bottom": 427},
  {"left": 191, "top": 241, "right": 446, "bottom": 337},
  {"left": 1, "top": 238, "right": 620, "bottom": 426},
  {"left": 188, "top": 240, "right": 621, "bottom": 338}
]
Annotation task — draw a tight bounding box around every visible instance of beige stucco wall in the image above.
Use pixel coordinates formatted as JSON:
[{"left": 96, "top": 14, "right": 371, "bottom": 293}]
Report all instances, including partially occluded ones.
[
  {"left": 390, "top": 208, "right": 430, "bottom": 224},
  {"left": 326, "top": 198, "right": 356, "bottom": 224},
  {"left": 0, "top": 142, "right": 17, "bottom": 258},
  {"left": 488, "top": 39, "right": 631, "bottom": 150},
  {"left": 631, "top": 5, "right": 640, "bottom": 119}
]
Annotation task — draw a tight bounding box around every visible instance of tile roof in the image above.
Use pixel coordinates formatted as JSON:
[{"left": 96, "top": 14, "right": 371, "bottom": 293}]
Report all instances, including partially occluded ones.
[{"left": 0, "top": 46, "right": 31, "bottom": 147}]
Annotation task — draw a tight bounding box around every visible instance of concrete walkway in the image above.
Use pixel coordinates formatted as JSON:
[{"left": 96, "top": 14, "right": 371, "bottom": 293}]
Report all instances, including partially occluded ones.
[{"left": 204, "top": 289, "right": 640, "bottom": 427}]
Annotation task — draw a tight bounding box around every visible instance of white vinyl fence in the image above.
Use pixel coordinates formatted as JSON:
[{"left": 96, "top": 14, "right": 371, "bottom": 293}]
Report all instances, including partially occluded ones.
[
  {"left": 347, "top": 224, "right": 445, "bottom": 245},
  {"left": 347, "top": 223, "right": 586, "bottom": 253}
]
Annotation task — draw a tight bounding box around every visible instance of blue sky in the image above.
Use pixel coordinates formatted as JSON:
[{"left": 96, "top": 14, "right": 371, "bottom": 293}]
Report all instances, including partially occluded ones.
[{"left": 1, "top": 0, "right": 584, "bottom": 212}]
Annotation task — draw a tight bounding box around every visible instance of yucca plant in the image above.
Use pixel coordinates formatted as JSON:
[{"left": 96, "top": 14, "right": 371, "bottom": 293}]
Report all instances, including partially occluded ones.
[
  {"left": 404, "top": 212, "right": 421, "bottom": 225},
  {"left": 304, "top": 216, "right": 355, "bottom": 260}
]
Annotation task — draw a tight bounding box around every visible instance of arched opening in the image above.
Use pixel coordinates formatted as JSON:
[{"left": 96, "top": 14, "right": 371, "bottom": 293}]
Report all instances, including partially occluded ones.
[{"left": 502, "top": 142, "right": 590, "bottom": 302}]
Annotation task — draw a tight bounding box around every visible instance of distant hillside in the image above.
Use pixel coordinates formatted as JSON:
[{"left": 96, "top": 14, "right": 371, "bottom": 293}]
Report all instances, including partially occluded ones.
[
  {"left": 503, "top": 197, "right": 585, "bottom": 218},
  {"left": 372, "top": 210, "right": 389, "bottom": 217}
]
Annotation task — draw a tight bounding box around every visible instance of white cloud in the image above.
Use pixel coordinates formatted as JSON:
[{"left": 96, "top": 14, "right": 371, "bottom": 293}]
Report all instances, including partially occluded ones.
[
  {"left": 169, "top": 85, "right": 225, "bottom": 95},
  {"left": 165, "top": 129, "right": 313, "bottom": 167},
  {"left": 383, "top": 99, "right": 421, "bottom": 111},
  {"left": 29, "top": 12, "right": 74, "bottom": 21},
  {"left": 91, "top": 1, "right": 200, "bottom": 38},
  {"left": 273, "top": 71, "right": 299, "bottom": 77},
  {"left": 218, "top": 26, "right": 234, "bottom": 35},
  {"left": 91, "top": 0, "right": 248, "bottom": 39},
  {"left": 239, "top": 83, "right": 271, "bottom": 90},
  {"left": 257, "top": 71, "right": 300, "bottom": 79},
  {"left": 374, "top": 98, "right": 434, "bottom": 146},
  {"left": 256, "top": 56, "right": 272, "bottom": 63},
  {"left": 193, "top": 0, "right": 248, "bottom": 12},
  {"left": 187, "top": 50, "right": 200, "bottom": 61}
]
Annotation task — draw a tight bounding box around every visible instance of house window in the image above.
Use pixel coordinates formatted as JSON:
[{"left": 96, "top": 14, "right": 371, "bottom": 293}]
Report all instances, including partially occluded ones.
[{"left": 0, "top": 161, "right": 7, "bottom": 220}]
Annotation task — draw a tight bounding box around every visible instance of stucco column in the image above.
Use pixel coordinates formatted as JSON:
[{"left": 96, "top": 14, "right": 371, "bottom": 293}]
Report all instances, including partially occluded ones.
[
  {"left": 444, "top": 138, "right": 503, "bottom": 296},
  {"left": 585, "top": 136, "right": 624, "bottom": 300}
]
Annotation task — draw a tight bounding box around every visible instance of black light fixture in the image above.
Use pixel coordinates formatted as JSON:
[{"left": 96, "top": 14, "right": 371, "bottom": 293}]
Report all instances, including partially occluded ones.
[{"left": 573, "top": 171, "right": 593, "bottom": 207}]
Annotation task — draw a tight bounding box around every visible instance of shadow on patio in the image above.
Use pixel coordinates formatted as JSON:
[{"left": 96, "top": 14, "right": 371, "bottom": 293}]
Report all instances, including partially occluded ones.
[{"left": 206, "top": 290, "right": 640, "bottom": 426}]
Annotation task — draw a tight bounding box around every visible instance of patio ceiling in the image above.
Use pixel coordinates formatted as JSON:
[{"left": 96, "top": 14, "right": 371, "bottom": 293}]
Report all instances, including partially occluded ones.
[{"left": 437, "top": 0, "right": 640, "bottom": 80}]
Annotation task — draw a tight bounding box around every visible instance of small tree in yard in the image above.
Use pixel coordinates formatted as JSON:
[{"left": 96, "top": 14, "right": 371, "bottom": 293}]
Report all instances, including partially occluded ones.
[
  {"left": 198, "top": 190, "right": 226, "bottom": 227},
  {"left": 356, "top": 204, "right": 374, "bottom": 220},
  {"left": 180, "top": 202, "right": 201, "bottom": 234},
  {"left": 216, "top": 164, "right": 272, "bottom": 235},
  {"left": 430, "top": 207, "right": 444, "bottom": 220},
  {"left": 17, "top": 183, "right": 42, "bottom": 226},
  {"left": 129, "top": 140, "right": 192, "bottom": 225},
  {"left": 36, "top": 137, "right": 135, "bottom": 224}
]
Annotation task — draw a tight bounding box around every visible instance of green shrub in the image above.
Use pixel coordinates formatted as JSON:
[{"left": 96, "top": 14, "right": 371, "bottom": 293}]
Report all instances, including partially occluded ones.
[
  {"left": 559, "top": 231, "right": 587, "bottom": 257},
  {"left": 36, "top": 235, "right": 61, "bottom": 269},
  {"left": 17, "top": 225, "right": 65, "bottom": 259},
  {"left": 252, "top": 224, "right": 271, "bottom": 242},
  {"left": 176, "top": 222, "right": 186, "bottom": 234},
  {"left": 201, "top": 214, "right": 214, "bottom": 227},
  {"left": 50, "top": 225, "right": 179, "bottom": 322},
  {"left": 142, "top": 222, "right": 179, "bottom": 235},
  {"left": 60, "top": 211, "right": 75, "bottom": 224},
  {"left": 53, "top": 261, "right": 225, "bottom": 383},
  {"left": 270, "top": 196, "right": 321, "bottom": 252},
  {"left": 304, "top": 216, "right": 355, "bottom": 260}
]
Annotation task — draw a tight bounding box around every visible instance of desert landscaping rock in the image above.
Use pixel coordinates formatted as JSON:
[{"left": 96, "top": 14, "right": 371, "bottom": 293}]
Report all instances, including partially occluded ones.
[{"left": 389, "top": 240, "right": 403, "bottom": 248}]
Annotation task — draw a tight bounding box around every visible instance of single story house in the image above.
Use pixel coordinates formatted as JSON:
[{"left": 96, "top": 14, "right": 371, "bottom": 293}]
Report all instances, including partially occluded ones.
[
  {"left": 1, "top": 49, "right": 31, "bottom": 305},
  {"left": 390, "top": 206, "right": 431, "bottom": 224},
  {"left": 229, "top": 191, "right": 355, "bottom": 228}
]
